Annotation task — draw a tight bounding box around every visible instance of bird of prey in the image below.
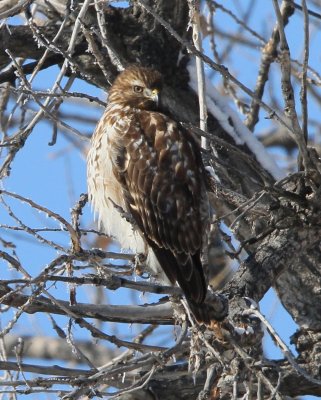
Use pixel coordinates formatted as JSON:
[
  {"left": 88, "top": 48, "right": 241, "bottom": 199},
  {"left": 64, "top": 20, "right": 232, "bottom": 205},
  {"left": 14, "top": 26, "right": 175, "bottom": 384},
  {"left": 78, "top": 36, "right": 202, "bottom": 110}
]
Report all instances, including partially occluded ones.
[{"left": 87, "top": 65, "right": 211, "bottom": 323}]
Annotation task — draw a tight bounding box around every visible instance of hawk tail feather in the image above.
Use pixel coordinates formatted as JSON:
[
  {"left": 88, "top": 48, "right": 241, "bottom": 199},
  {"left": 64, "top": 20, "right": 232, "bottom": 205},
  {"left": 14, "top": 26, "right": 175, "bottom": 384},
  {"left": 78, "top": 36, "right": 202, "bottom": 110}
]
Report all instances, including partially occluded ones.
[{"left": 151, "top": 247, "right": 211, "bottom": 320}]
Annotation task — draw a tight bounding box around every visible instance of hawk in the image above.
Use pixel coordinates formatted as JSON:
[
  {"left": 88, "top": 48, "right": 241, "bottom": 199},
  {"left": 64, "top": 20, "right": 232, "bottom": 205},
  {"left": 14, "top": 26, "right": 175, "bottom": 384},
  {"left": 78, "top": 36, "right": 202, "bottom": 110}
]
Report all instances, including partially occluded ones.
[{"left": 87, "top": 65, "right": 211, "bottom": 323}]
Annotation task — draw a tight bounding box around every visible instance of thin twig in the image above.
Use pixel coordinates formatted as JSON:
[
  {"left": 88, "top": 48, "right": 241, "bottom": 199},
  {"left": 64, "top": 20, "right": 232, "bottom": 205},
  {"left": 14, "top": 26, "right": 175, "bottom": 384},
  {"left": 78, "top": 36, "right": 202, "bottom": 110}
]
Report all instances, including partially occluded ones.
[
  {"left": 0, "top": 195, "right": 66, "bottom": 252},
  {"left": 0, "top": 189, "right": 81, "bottom": 252},
  {"left": 80, "top": 18, "right": 113, "bottom": 84},
  {"left": 94, "top": 0, "right": 125, "bottom": 71},
  {"left": 244, "top": 308, "right": 321, "bottom": 387},
  {"left": 188, "top": 0, "right": 208, "bottom": 149},
  {"left": 0, "top": 0, "right": 31, "bottom": 19},
  {"left": 245, "top": 1, "right": 295, "bottom": 131},
  {"left": 211, "top": 1, "right": 265, "bottom": 45},
  {"left": 300, "top": 0, "right": 309, "bottom": 143},
  {"left": 9, "top": 87, "right": 106, "bottom": 106},
  {"left": 272, "top": 0, "right": 311, "bottom": 172},
  {"left": 1, "top": 274, "right": 181, "bottom": 296},
  {"left": 293, "top": 2, "right": 321, "bottom": 19},
  {"left": 5, "top": 51, "right": 86, "bottom": 141},
  {"left": 137, "top": 0, "right": 300, "bottom": 141}
]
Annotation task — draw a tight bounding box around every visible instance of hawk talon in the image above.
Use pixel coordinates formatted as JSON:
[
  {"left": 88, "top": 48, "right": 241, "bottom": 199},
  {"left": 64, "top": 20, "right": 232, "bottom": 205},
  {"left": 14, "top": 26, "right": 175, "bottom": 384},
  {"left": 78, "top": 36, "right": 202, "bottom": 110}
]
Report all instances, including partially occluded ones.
[
  {"left": 135, "top": 252, "right": 147, "bottom": 266},
  {"left": 134, "top": 253, "right": 149, "bottom": 278}
]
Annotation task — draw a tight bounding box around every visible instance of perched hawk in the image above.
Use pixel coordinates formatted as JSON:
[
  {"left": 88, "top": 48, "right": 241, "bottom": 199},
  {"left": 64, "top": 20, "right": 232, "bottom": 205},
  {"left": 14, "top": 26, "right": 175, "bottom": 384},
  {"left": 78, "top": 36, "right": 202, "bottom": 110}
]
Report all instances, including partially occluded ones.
[{"left": 87, "top": 65, "right": 211, "bottom": 323}]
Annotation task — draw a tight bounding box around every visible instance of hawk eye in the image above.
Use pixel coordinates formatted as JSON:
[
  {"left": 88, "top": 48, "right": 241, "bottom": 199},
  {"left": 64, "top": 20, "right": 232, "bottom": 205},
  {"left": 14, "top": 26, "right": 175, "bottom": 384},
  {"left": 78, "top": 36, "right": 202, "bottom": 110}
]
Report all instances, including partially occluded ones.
[{"left": 133, "top": 85, "right": 143, "bottom": 93}]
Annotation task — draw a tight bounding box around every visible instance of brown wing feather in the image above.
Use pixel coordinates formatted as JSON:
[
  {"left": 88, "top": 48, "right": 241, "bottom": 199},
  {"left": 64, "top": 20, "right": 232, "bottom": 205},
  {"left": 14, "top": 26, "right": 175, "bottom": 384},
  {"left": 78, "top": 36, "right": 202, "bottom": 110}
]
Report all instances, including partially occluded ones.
[{"left": 112, "top": 109, "right": 208, "bottom": 304}]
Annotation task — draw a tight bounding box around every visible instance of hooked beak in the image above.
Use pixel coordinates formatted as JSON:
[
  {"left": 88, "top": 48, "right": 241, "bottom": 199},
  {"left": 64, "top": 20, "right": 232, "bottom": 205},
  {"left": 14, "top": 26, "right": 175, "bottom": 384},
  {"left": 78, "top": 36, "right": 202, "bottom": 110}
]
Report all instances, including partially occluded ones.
[{"left": 145, "top": 88, "right": 159, "bottom": 105}]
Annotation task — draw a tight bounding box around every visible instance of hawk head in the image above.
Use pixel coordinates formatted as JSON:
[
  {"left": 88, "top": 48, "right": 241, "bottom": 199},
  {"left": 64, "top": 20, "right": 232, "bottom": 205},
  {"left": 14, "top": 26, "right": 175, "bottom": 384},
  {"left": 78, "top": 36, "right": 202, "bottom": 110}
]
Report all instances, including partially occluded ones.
[{"left": 108, "top": 65, "right": 163, "bottom": 110}]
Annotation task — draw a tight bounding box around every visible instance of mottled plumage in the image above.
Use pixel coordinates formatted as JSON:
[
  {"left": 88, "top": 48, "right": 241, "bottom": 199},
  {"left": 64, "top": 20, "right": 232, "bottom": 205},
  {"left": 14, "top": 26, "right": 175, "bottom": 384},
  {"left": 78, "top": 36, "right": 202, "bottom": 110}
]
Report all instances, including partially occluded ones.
[{"left": 87, "top": 65, "right": 210, "bottom": 321}]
